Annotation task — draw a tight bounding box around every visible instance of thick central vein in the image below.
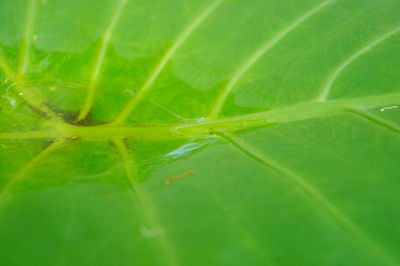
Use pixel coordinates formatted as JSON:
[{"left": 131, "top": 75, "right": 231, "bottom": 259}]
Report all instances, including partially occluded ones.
[
  {"left": 179, "top": 92, "right": 400, "bottom": 135},
  {"left": 76, "top": 0, "right": 128, "bottom": 121},
  {"left": 0, "top": 92, "right": 398, "bottom": 141}
]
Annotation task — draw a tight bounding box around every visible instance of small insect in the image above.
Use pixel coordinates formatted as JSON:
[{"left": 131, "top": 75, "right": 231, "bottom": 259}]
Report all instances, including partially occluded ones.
[{"left": 166, "top": 170, "right": 195, "bottom": 185}]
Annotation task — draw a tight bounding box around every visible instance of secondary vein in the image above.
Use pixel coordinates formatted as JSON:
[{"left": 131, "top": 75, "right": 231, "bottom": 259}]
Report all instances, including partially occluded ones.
[
  {"left": 18, "top": 0, "right": 37, "bottom": 76},
  {"left": 76, "top": 0, "right": 128, "bottom": 122},
  {"left": 0, "top": 48, "right": 15, "bottom": 80},
  {"left": 0, "top": 140, "right": 64, "bottom": 212},
  {"left": 317, "top": 24, "right": 400, "bottom": 101},
  {"left": 219, "top": 131, "right": 399, "bottom": 266},
  {"left": 206, "top": 0, "right": 334, "bottom": 119},
  {"left": 349, "top": 108, "right": 400, "bottom": 134},
  {"left": 112, "top": 139, "right": 180, "bottom": 266},
  {"left": 111, "top": 0, "right": 224, "bottom": 125},
  {"left": 11, "top": 0, "right": 62, "bottom": 120}
]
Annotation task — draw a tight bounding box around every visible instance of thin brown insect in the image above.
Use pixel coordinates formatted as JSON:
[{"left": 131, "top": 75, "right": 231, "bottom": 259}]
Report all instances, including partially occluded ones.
[{"left": 166, "top": 170, "right": 195, "bottom": 185}]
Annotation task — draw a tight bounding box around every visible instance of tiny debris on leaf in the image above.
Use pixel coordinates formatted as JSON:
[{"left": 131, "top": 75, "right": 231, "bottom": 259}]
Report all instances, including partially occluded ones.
[{"left": 166, "top": 170, "right": 195, "bottom": 185}]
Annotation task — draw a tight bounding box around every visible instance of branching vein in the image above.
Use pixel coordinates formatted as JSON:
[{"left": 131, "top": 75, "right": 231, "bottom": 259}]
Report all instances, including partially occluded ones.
[
  {"left": 317, "top": 25, "right": 400, "bottom": 101},
  {"left": 206, "top": 0, "right": 334, "bottom": 119},
  {"left": 349, "top": 108, "right": 400, "bottom": 134},
  {"left": 11, "top": 0, "right": 62, "bottom": 120},
  {"left": 112, "top": 139, "right": 180, "bottom": 266},
  {"left": 18, "top": 0, "right": 38, "bottom": 76},
  {"left": 111, "top": 0, "right": 224, "bottom": 125},
  {"left": 0, "top": 48, "right": 15, "bottom": 80},
  {"left": 0, "top": 91, "right": 398, "bottom": 141},
  {"left": 0, "top": 140, "right": 64, "bottom": 211},
  {"left": 76, "top": 0, "right": 128, "bottom": 121},
  {"left": 219, "top": 132, "right": 399, "bottom": 266}
]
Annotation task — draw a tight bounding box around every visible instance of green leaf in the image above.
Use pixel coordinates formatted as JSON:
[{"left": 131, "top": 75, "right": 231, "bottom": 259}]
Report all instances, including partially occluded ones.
[{"left": 1, "top": 0, "right": 400, "bottom": 265}]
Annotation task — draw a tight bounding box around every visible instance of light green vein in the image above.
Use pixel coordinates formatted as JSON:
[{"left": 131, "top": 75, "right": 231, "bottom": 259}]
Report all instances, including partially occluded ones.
[
  {"left": 0, "top": 130, "right": 55, "bottom": 140},
  {"left": 0, "top": 91, "right": 399, "bottom": 141},
  {"left": 219, "top": 132, "right": 399, "bottom": 266},
  {"left": 8, "top": 82, "right": 64, "bottom": 121},
  {"left": 112, "top": 0, "right": 224, "bottom": 125},
  {"left": 349, "top": 108, "right": 400, "bottom": 134},
  {"left": 18, "top": 0, "right": 38, "bottom": 76},
  {"left": 112, "top": 139, "right": 180, "bottom": 266},
  {"left": 317, "top": 25, "right": 400, "bottom": 101},
  {"left": 76, "top": 0, "right": 128, "bottom": 122},
  {"left": 0, "top": 48, "right": 15, "bottom": 80},
  {"left": 11, "top": 0, "right": 62, "bottom": 120},
  {"left": 206, "top": 0, "right": 334, "bottom": 119},
  {"left": 0, "top": 140, "right": 64, "bottom": 211},
  {"left": 179, "top": 92, "right": 400, "bottom": 136}
]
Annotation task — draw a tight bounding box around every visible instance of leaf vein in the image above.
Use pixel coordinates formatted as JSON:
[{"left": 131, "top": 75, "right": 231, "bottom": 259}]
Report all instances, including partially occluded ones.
[
  {"left": 0, "top": 140, "right": 64, "bottom": 212},
  {"left": 0, "top": 48, "right": 15, "bottom": 80},
  {"left": 18, "top": 0, "right": 38, "bottom": 76},
  {"left": 112, "top": 0, "right": 224, "bottom": 124},
  {"left": 348, "top": 108, "right": 400, "bottom": 134},
  {"left": 219, "top": 132, "right": 399, "bottom": 266},
  {"left": 317, "top": 25, "right": 400, "bottom": 101},
  {"left": 112, "top": 139, "right": 180, "bottom": 266},
  {"left": 206, "top": 0, "right": 334, "bottom": 119},
  {"left": 0, "top": 92, "right": 398, "bottom": 141},
  {"left": 76, "top": 0, "right": 128, "bottom": 121}
]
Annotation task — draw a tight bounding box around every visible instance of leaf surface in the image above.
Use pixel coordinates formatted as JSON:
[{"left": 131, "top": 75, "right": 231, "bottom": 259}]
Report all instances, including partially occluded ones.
[{"left": 0, "top": 0, "right": 400, "bottom": 265}]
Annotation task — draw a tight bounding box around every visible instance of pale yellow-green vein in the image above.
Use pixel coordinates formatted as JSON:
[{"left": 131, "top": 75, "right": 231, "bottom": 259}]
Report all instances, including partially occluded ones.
[
  {"left": 220, "top": 132, "right": 399, "bottom": 266},
  {"left": 317, "top": 24, "right": 400, "bottom": 101},
  {"left": 11, "top": 0, "right": 62, "bottom": 120},
  {"left": 207, "top": 0, "right": 334, "bottom": 119},
  {"left": 112, "top": 0, "right": 224, "bottom": 125},
  {"left": 0, "top": 91, "right": 398, "bottom": 141},
  {"left": 0, "top": 140, "right": 64, "bottom": 212},
  {"left": 349, "top": 108, "right": 400, "bottom": 134},
  {"left": 18, "top": 0, "right": 38, "bottom": 76},
  {"left": 0, "top": 48, "right": 15, "bottom": 80},
  {"left": 112, "top": 139, "right": 180, "bottom": 266},
  {"left": 76, "top": 0, "right": 128, "bottom": 121}
]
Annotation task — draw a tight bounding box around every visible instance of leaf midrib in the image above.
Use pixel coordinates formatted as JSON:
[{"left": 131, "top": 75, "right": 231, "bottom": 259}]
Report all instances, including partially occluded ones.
[
  {"left": 0, "top": 1, "right": 399, "bottom": 265},
  {"left": 1, "top": 91, "right": 398, "bottom": 141}
]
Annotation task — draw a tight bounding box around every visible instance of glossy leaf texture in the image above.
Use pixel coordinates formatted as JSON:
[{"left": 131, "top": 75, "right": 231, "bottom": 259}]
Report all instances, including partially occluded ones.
[{"left": 1, "top": 0, "right": 400, "bottom": 265}]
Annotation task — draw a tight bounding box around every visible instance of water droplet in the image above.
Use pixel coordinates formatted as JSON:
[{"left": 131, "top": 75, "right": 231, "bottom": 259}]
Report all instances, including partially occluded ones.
[
  {"left": 380, "top": 105, "right": 398, "bottom": 112},
  {"left": 33, "top": 35, "right": 38, "bottom": 41},
  {"left": 164, "top": 142, "right": 206, "bottom": 159},
  {"left": 18, "top": 92, "right": 23, "bottom": 96},
  {"left": 2, "top": 96, "right": 16, "bottom": 107}
]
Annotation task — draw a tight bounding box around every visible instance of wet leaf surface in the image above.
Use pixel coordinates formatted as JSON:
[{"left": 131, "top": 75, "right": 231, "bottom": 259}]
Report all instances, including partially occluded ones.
[{"left": 1, "top": 0, "right": 400, "bottom": 265}]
